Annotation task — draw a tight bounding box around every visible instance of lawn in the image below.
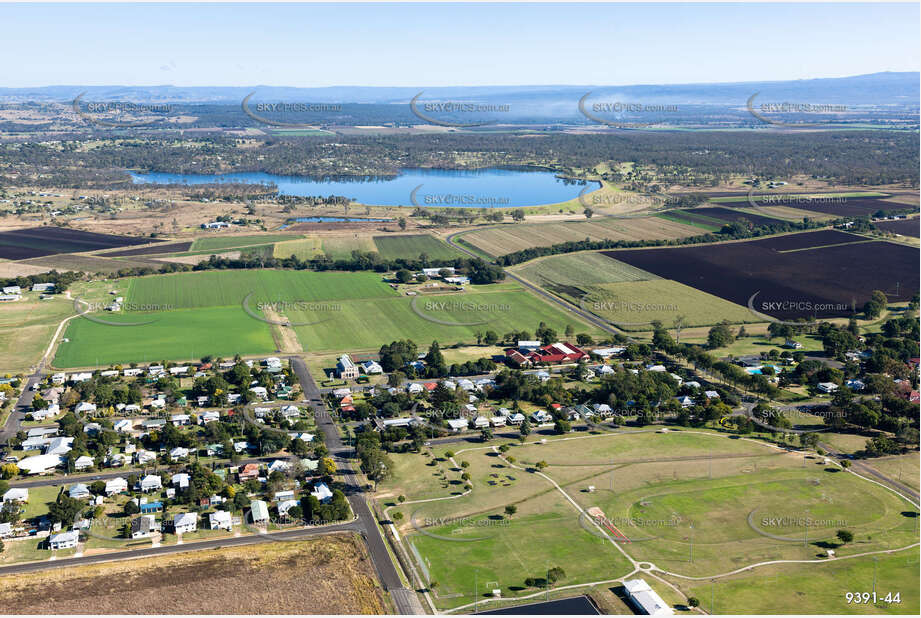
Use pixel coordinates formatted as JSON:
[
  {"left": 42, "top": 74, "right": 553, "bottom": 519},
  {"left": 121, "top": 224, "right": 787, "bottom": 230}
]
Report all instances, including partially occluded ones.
[
  {"left": 863, "top": 452, "right": 920, "bottom": 492},
  {"left": 372, "top": 234, "right": 463, "bottom": 261},
  {"left": 680, "top": 550, "right": 919, "bottom": 614},
  {"left": 0, "top": 295, "right": 74, "bottom": 373}
]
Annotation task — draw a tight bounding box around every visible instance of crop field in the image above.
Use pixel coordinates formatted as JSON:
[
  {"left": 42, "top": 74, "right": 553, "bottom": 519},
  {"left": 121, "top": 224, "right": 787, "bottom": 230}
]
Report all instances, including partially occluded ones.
[
  {"left": 875, "top": 218, "right": 920, "bottom": 238},
  {"left": 126, "top": 269, "right": 397, "bottom": 309},
  {"left": 0, "top": 226, "right": 153, "bottom": 260},
  {"left": 582, "top": 279, "right": 758, "bottom": 329},
  {"left": 21, "top": 253, "right": 161, "bottom": 273},
  {"left": 665, "top": 206, "right": 786, "bottom": 228},
  {"left": 458, "top": 217, "right": 701, "bottom": 257},
  {"left": 289, "top": 287, "right": 596, "bottom": 353},
  {"left": 512, "top": 251, "right": 655, "bottom": 289},
  {"left": 372, "top": 234, "right": 463, "bottom": 260},
  {"left": 0, "top": 536, "right": 385, "bottom": 614},
  {"left": 735, "top": 195, "right": 911, "bottom": 218},
  {"left": 273, "top": 237, "right": 324, "bottom": 259},
  {"left": 97, "top": 241, "right": 194, "bottom": 257},
  {"left": 390, "top": 430, "right": 918, "bottom": 612},
  {"left": 603, "top": 231, "right": 920, "bottom": 321},
  {"left": 54, "top": 269, "right": 592, "bottom": 365},
  {"left": 321, "top": 235, "right": 378, "bottom": 259},
  {"left": 190, "top": 233, "right": 299, "bottom": 251}
]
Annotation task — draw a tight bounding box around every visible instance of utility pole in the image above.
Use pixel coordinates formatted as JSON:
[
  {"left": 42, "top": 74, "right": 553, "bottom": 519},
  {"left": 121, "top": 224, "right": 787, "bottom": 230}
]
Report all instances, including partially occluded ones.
[{"left": 474, "top": 571, "right": 478, "bottom": 614}]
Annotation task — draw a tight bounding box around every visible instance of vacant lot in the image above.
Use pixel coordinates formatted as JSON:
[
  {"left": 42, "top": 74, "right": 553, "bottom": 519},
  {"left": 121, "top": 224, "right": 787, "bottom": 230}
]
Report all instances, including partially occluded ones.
[
  {"left": 0, "top": 295, "right": 74, "bottom": 372},
  {"left": 372, "top": 234, "right": 463, "bottom": 260},
  {"left": 0, "top": 536, "right": 385, "bottom": 614},
  {"left": 604, "top": 231, "right": 919, "bottom": 320},
  {"left": 459, "top": 217, "right": 701, "bottom": 257},
  {"left": 0, "top": 226, "right": 153, "bottom": 260}
]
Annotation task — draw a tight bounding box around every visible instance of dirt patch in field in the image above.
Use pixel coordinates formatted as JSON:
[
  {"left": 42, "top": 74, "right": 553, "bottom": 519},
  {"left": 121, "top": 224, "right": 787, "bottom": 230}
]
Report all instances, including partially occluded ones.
[{"left": 0, "top": 535, "right": 386, "bottom": 614}]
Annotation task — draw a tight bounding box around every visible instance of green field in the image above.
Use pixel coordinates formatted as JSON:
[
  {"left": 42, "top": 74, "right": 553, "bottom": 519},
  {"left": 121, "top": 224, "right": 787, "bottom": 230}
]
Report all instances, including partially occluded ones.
[
  {"left": 290, "top": 287, "right": 597, "bottom": 353},
  {"left": 321, "top": 236, "right": 377, "bottom": 259},
  {"left": 583, "top": 279, "right": 759, "bottom": 330},
  {"left": 388, "top": 430, "right": 918, "bottom": 611},
  {"left": 273, "top": 237, "right": 324, "bottom": 260},
  {"left": 54, "top": 305, "right": 276, "bottom": 367},
  {"left": 190, "top": 234, "right": 298, "bottom": 251},
  {"left": 54, "top": 269, "right": 597, "bottom": 366},
  {"left": 372, "top": 234, "right": 463, "bottom": 261},
  {"left": 127, "top": 270, "right": 397, "bottom": 309},
  {"left": 680, "top": 551, "right": 919, "bottom": 614},
  {"left": 512, "top": 251, "right": 655, "bottom": 288}
]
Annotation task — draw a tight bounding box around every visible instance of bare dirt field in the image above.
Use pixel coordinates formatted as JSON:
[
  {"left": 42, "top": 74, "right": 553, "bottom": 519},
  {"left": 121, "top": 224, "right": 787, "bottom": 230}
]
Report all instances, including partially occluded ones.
[{"left": 0, "top": 535, "right": 386, "bottom": 615}]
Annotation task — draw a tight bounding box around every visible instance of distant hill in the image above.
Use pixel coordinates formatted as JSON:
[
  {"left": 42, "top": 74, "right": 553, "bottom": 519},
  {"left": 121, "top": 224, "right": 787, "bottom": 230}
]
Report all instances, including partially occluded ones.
[{"left": 1, "top": 72, "right": 917, "bottom": 108}]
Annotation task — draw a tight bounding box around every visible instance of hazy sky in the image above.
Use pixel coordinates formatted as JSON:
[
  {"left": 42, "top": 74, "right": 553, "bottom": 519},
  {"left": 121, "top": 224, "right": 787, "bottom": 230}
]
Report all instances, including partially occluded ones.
[{"left": 3, "top": 2, "right": 919, "bottom": 87}]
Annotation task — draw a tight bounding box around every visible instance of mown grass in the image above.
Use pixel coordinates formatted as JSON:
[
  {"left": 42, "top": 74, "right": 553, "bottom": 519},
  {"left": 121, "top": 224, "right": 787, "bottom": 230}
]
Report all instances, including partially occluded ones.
[
  {"left": 372, "top": 234, "right": 463, "bottom": 261},
  {"left": 190, "top": 234, "right": 299, "bottom": 251}
]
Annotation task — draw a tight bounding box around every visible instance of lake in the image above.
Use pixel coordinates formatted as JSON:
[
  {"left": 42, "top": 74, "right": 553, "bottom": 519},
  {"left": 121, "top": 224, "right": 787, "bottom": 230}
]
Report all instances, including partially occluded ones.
[{"left": 129, "top": 167, "right": 598, "bottom": 208}]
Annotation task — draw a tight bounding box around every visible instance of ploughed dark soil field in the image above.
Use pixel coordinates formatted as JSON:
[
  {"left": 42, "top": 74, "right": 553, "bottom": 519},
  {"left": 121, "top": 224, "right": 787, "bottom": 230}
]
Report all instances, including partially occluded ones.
[
  {"left": 0, "top": 226, "right": 155, "bottom": 260},
  {"left": 874, "top": 218, "right": 920, "bottom": 238},
  {"left": 748, "top": 195, "right": 911, "bottom": 218},
  {"left": 676, "top": 206, "right": 786, "bottom": 228},
  {"left": 97, "top": 241, "right": 193, "bottom": 257},
  {"left": 603, "top": 231, "right": 919, "bottom": 320}
]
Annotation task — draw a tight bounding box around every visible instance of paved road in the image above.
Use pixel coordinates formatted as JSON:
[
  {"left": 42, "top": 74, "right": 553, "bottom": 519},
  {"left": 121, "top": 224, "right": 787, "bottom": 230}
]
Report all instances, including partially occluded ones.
[
  {"left": 0, "top": 520, "right": 361, "bottom": 577},
  {"left": 289, "top": 356, "right": 424, "bottom": 614},
  {"left": 0, "top": 372, "right": 42, "bottom": 445}
]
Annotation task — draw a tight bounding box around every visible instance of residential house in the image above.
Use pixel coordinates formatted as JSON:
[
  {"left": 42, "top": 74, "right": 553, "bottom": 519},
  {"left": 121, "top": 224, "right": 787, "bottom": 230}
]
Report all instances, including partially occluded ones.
[
  {"left": 173, "top": 512, "right": 197, "bottom": 534},
  {"left": 135, "top": 450, "right": 156, "bottom": 465},
  {"left": 250, "top": 500, "right": 270, "bottom": 524},
  {"left": 361, "top": 360, "right": 383, "bottom": 374},
  {"left": 169, "top": 447, "right": 189, "bottom": 462},
  {"left": 310, "top": 483, "right": 333, "bottom": 503},
  {"left": 209, "top": 510, "right": 233, "bottom": 531},
  {"left": 140, "top": 475, "right": 162, "bottom": 492},
  {"left": 105, "top": 477, "right": 128, "bottom": 496},
  {"left": 2, "top": 488, "right": 28, "bottom": 504},
  {"left": 446, "top": 418, "right": 469, "bottom": 432},
  {"left": 277, "top": 499, "right": 299, "bottom": 516},
  {"left": 73, "top": 455, "right": 94, "bottom": 471},
  {"left": 172, "top": 473, "right": 190, "bottom": 489},
  {"left": 114, "top": 419, "right": 133, "bottom": 433},
  {"left": 817, "top": 382, "right": 839, "bottom": 393},
  {"left": 131, "top": 515, "right": 157, "bottom": 539},
  {"left": 48, "top": 530, "right": 79, "bottom": 550},
  {"left": 239, "top": 463, "right": 260, "bottom": 481}
]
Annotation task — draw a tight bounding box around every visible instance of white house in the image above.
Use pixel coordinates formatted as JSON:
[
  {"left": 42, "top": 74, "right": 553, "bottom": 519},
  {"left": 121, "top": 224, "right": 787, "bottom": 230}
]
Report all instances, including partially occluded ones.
[
  {"left": 16, "top": 454, "right": 63, "bottom": 475},
  {"left": 48, "top": 530, "right": 79, "bottom": 550},
  {"left": 2, "top": 488, "right": 28, "bottom": 504},
  {"left": 114, "top": 419, "right": 133, "bottom": 433},
  {"left": 507, "top": 412, "right": 525, "bottom": 425},
  {"left": 135, "top": 450, "right": 157, "bottom": 465},
  {"left": 277, "top": 499, "right": 299, "bottom": 516},
  {"left": 472, "top": 416, "right": 490, "bottom": 429},
  {"left": 446, "top": 418, "right": 469, "bottom": 432},
  {"left": 250, "top": 500, "right": 270, "bottom": 524},
  {"left": 140, "top": 475, "right": 162, "bottom": 492},
  {"left": 209, "top": 510, "right": 233, "bottom": 531},
  {"left": 169, "top": 447, "right": 190, "bottom": 462},
  {"left": 131, "top": 514, "right": 157, "bottom": 539},
  {"left": 361, "top": 360, "right": 383, "bottom": 374},
  {"left": 105, "top": 477, "right": 128, "bottom": 496},
  {"left": 170, "top": 414, "right": 191, "bottom": 426},
  {"left": 489, "top": 415, "right": 507, "bottom": 427},
  {"left": 172, "top": 473, "right": 190, "bottom": 489},
  {"left": 173, "top": 512, "right": 197, "bottom": 534},
  {"left": 817, "top": 382, "right": 839, "bottom": 393},
  {"left": 310, "top": 483, "right": 333, "bottom": 503},
  {"left": 73, "top": 455, "right": 95, "bottom": 471},
  {"left": 44, "top": 436, "right": 73, "bottom": 456}
]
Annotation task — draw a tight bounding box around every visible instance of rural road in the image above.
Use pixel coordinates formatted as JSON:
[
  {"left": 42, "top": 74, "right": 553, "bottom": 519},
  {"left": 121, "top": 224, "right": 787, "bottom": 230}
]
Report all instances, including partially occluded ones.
[
  {"left": 0, "top": 520, "right": 361, "bottom": 577},
  {"left": 289, "top": 356, "right": 424, "bottom": 615}
]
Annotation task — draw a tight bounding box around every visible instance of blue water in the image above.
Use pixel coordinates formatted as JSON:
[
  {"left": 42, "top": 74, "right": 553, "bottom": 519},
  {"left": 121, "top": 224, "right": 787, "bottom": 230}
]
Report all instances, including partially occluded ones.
[
  {"left": 128, "top": 167, "right": 598, "bottom": 208},
  {"left": 746, "top": 365, "right": 778, "bottom": 375}
]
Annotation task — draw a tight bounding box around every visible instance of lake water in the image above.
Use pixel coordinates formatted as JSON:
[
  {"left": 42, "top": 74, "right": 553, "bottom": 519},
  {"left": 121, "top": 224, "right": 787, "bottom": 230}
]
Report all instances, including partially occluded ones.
[{"left": 129, "top": 167, "right": 598, "bottom": 208}]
